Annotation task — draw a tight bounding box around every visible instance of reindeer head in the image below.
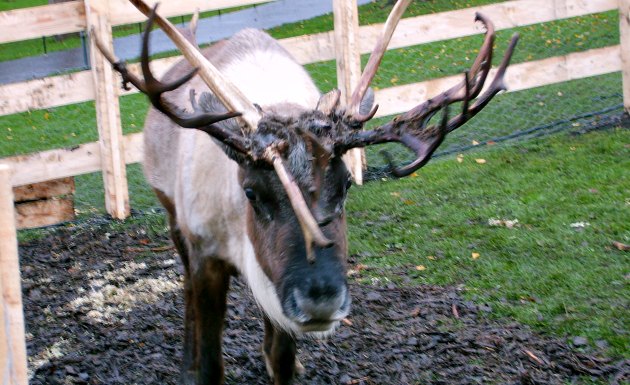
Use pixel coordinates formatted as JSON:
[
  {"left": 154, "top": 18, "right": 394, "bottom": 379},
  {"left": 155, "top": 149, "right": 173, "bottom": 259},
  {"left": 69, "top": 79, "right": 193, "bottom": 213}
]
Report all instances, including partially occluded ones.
[
  {"left": 188, "top": 88, "right": 376, "bottom": 333},
  {"left": 93, "top": 0, "right": 518, "bottom": 334}
]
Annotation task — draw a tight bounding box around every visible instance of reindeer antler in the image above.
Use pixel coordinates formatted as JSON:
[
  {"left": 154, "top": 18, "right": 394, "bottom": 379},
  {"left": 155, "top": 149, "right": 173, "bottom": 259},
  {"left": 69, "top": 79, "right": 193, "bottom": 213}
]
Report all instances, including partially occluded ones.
[
  {"left": 337, "top": 13, "right": 519, "bottom": 177},
  {"left": 91, "top": 2, "right": 333, "bottom": 251},
  {"left": 348, "top": 0, "right": 411, "bottom": 119},
  {"left": 127, "top": 0, "right": 261, "bottom": 131},
  {"left": 91, "top": 7, "right": 246, "bottom": 148}
]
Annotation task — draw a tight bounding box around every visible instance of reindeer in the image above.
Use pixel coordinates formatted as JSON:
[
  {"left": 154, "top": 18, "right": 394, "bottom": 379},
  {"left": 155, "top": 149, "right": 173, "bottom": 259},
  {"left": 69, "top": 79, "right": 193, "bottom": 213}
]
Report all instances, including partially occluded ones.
[{"left": 93, "top": 0, "right": 518, "bottom": 384}]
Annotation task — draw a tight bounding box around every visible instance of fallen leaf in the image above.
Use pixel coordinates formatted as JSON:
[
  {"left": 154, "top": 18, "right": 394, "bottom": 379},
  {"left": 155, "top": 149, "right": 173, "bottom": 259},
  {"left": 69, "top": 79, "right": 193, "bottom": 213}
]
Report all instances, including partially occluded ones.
[
  {"left": 125, "top": 245, "right": 174, "bottom": 253},
  {"left": 488, "top": 218, "right": 519, "bottom": 228},
  {"left": 390, "top": 192, "right": 401, "bottom": 197},
  {"left": 342, "top": 318, "right": 353, "bottom": 326},
  {"left": 612, "top": 241, "right": 630, "bottom": 251},
  {"left": 487, "top": 140, "right": 496, "bottom": 145},
  {"left": 456, "top": 154, "right": 464, "bottom": 163},
  {"left": 415, "top": 265, "right": 426, "bottom": 271},
  {"left": 570, "top": 222, "right": 590, "bottom": 229},
  {"left": 524, "top": 349, "right": 544, "bottom": 365},
  {"left": 471, "top": 252, "right": 480, "bottom": 260},
  {"left": 452, "top": 303, "right": 459, "bottom": 319},
  {"left": 427, "top": 255, "right": 436, "bottom": 260},
  {"left": 475, "top": 158, "right": 486, "bottom": 164},
  {"left": 472, "top": 140, "right": 480, "bottom": 145}
]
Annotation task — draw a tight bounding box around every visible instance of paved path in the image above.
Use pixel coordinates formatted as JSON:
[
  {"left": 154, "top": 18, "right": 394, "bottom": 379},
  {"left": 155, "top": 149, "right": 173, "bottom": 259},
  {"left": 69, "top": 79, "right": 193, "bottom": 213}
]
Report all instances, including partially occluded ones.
[{"left": 0, "top": 0, "right": 373, "bottom": 85}]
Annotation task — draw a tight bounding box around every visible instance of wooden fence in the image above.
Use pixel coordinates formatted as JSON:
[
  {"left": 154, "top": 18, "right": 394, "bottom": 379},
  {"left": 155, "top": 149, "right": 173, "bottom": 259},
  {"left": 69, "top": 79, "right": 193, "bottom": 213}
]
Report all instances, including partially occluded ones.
[{"left": 0, "top": 0, "right": 628, "bottom": 382}]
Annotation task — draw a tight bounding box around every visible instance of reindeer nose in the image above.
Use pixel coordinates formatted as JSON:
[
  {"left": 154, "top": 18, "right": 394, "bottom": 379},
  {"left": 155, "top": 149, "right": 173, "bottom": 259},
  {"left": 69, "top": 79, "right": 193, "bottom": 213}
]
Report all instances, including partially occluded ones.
[{"left": 292, "top": 282, "right": 349, "bottom": 323}]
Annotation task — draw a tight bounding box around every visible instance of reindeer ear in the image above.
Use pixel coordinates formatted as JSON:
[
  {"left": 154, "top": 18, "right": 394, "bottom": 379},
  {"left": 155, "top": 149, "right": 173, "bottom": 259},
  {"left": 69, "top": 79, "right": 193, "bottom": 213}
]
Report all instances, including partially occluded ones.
[
  {"left": 358, "top": 87, "right": 375, "bottom": 117},
  {"left": 316, "top": 89, "right": 341, "bottom": 115}
]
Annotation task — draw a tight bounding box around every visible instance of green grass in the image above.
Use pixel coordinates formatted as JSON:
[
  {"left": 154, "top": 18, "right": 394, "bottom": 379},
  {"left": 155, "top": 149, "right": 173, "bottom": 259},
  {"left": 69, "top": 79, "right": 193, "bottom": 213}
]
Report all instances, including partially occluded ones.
[
  {"left": 0, "top": 0, "right": 44, "bottom": 11},
  {"left": 347, "top": 128, "right": 630, "bottom": 358}
]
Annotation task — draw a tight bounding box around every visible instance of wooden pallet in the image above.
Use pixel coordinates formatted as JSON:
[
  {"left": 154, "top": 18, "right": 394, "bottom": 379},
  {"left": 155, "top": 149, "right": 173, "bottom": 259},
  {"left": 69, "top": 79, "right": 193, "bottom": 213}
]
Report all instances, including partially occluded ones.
[{"left": 13, "top": 177, "right": 75, "bottom": 229}]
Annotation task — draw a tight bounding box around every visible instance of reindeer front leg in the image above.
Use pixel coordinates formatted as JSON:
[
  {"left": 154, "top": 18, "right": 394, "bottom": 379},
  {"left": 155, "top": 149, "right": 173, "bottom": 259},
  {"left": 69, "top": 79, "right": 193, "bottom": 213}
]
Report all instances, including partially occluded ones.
[
  {"left": 153, "top": 192, "right": 201, "bottom": 384},
  {"left": 262, "top": 316, "right": 304, "bottom": 385},
  {"left": 170, "top": 227, "right": 197, "bottom": 385},
  {"left": 184, "top": 258, "right": 232, "bottom": 385}
]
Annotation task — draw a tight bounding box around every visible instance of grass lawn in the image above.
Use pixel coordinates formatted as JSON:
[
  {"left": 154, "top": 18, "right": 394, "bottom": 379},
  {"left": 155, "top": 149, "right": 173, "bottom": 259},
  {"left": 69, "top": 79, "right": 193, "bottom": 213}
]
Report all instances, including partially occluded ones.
[
  {"left": 347, "top": 128, "right": 629, "bottom": 358},
  {"left": 3, "top": 0, "right": 629, "bottom": 367}
]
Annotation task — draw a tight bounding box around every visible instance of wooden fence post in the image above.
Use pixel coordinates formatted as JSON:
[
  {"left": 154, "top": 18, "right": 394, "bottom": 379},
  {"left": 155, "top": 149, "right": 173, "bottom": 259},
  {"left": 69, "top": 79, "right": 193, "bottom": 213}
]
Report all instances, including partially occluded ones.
[
  {"left": 333, "top": 0, "right": 365, "bottom": 185},
  {"left": 85, "top": 0, "right": 130, "bottom": 219},
  {"left": 619, "top": 0, "right": 630, "bottom": 115},
  {"left": 0, "top": 164, "right": 28, "bottom": 385}
]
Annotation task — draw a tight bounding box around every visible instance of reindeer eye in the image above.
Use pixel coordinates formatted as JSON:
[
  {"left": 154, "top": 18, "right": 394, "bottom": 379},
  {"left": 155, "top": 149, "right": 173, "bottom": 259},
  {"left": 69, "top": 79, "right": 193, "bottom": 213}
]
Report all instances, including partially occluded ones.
[
  {"left": 244, "top": 188, "right": 257, "bottom": 201},
  {"left": 345, "top": 178, "right": 353, "bottom": 190}
]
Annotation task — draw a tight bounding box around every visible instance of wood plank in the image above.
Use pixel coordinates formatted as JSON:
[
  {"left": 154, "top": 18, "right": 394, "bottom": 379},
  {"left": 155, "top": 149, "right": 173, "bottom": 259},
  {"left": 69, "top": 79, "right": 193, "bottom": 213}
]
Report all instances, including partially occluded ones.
[
  {"left": 0, "top": 164, "right": 28, "bottom": 385},
  {"left": 87, "top": 0, "right": 130, "bottom": 219},
  {"left": 0, "top": 0, "right": 271, "bottom": 44},
  {"left": 0, "top": 1, "right": 85, "bottom": 44},
  {"left": 13, "top": 177, "right": 75, "bottom": 202},
  {"left": 2, "top": 142, "right": 101, "bottom": 187},
  {"left": 619, "top": 0, "right": 630, "bottom": 113},
  {"left": 334, "top": 0, "right": 364, "bottom": 184},
  {"left": 108, "top": 0, "right": 272, "bottom": 26},
  {"left": 15, "top": 196, "right": 75, "bottom": 229},
  {"left": 0, "top": 132, "right": 143, "bottom": 188},
  {"left": 0, "top": 56, "right": 181, "bottom": 117},
  {"left": 281, "top": 0, "right": 617, "bottom": 64},
  {"left": 0, "top": 71, "right": 94, "bottom": 117},
  {"left": 374, "top": 45, "right": 621, "bottom": 117}
]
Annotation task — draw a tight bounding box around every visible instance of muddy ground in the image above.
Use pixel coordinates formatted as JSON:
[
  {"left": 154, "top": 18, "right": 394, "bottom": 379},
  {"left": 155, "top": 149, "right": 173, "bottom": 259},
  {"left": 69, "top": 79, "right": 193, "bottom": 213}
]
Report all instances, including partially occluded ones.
[{"left": 20, "top": 219, "right": 628, "bottom": 385}]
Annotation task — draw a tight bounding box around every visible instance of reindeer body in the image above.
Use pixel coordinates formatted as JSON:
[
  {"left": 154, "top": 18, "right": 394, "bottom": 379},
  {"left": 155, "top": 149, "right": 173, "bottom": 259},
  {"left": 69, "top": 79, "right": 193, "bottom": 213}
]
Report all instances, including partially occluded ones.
[{"left": 144, "top": 29, "right": 340, "bottom": 384}]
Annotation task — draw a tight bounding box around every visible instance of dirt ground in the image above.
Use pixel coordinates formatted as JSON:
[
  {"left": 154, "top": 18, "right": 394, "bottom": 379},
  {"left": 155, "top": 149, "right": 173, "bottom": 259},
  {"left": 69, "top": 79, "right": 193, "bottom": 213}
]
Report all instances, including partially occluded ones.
[{"left": 20, "top": 219, "right": 628, "bottom": 385}]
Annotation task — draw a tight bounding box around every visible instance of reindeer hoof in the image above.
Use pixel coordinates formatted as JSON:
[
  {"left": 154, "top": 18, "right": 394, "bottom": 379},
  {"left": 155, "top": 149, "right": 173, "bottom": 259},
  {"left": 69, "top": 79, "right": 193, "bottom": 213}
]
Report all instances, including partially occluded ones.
[
  {"left": 262, "top": 346, "right": 305, "bottom": 379},
  {"left": 295, "top": 357, "right": 305, "bottom": 375},
  {"left": 262, "top": 347, "right": 274, "bottom": 380},
  {"left": 182, "top": 370, "right": 197, "bottom": 385}
]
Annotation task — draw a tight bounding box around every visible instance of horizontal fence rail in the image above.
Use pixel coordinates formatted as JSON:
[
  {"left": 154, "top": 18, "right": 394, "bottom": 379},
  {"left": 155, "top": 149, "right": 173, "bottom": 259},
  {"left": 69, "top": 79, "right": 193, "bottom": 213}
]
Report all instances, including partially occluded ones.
[{"left": 0, "top": 0, "right": 272, "bottom": 44}]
